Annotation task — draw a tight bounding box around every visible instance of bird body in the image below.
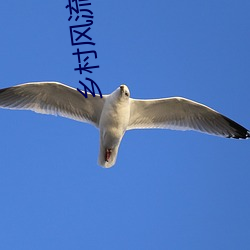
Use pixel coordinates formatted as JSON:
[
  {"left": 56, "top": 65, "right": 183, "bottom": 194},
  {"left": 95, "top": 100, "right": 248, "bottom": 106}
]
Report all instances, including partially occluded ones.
[
  {"left": 0, "top": 82, "right": 249, "bottom": 168},
  {"left": 98, "top": 85, "right": 130, "bottom": 167}
]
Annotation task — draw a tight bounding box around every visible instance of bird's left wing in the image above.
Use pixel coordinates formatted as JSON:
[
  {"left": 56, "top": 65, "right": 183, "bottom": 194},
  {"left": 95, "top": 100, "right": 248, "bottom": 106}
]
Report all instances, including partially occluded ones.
[
  {"left": 0, "top": 82, "right": 106, "bottom": 127},
  {"left": 128, "top": 97, "right": 249, "bottom": 139}
]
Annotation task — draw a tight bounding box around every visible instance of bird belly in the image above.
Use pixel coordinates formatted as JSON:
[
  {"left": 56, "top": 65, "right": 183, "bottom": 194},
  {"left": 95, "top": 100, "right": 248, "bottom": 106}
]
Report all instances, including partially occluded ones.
[{"left": 97, "top": 98, "right": 130, "bottom": 168}]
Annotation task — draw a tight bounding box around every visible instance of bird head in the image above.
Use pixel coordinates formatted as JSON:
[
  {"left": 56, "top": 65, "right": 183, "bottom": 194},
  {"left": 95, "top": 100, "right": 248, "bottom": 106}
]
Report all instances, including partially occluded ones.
[{"left": 119, "top": 84, "right": 130, "bottom": 98}]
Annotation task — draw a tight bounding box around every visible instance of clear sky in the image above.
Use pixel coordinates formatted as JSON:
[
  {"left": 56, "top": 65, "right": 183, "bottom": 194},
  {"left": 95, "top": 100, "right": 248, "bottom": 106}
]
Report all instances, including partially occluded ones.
[{"left": 0, "top": 1, "right": 249, "bottom": 249}]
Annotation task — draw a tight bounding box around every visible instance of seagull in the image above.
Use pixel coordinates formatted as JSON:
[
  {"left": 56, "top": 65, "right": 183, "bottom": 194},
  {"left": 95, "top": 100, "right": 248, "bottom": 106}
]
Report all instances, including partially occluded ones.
[{"left": 0, "top": 82, "right": 249, "bottom": 168}]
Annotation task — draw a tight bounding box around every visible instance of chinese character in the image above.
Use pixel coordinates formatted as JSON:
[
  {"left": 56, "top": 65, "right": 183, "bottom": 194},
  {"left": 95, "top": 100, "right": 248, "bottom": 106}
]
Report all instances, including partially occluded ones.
[
  {"left": 66, "top": 0, "right": 93, "bottom": 21},
  {"left": 77, "top": 78, "right": 102, "bottom": 98},
  {"left": 73, "top": 49, "right": 99, "bottom": 74},
  {"left": 69, "top": 22, "right": 95, "bottom": 46}
]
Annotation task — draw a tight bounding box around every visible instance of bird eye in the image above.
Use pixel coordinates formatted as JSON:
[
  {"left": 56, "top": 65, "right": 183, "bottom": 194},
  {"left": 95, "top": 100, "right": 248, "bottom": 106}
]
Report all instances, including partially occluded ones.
[{"left": 125, "top": 92, "right": 129, "bottom": 97}]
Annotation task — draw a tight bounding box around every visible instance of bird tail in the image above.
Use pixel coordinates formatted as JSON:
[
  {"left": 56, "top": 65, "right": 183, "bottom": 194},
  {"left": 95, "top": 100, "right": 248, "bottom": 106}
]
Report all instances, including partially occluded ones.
[{"left": 98, "top": 144, "right": 119, "bottom": 168}]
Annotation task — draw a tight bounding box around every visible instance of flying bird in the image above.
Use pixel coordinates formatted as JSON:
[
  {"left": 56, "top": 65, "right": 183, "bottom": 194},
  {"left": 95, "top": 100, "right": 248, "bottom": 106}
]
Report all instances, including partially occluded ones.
[{"left": 0, "top": 82, "right": 249, "bottom": 168}]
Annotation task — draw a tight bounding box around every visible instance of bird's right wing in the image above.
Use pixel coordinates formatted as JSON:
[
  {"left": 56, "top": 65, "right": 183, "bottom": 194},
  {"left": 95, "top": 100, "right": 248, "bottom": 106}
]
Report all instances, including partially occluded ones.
[
  {"left": 128, "top": 97, "right": 249, "bottom": 139},
  {"left": 0, "top": 82, "right": 106, "bottom": 127}
]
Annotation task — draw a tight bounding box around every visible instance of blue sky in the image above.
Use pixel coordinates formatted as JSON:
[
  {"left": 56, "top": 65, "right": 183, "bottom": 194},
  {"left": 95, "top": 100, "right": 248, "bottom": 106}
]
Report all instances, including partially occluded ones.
[{"left": 0, "top": 1, "right": 249, "bottom": 249}]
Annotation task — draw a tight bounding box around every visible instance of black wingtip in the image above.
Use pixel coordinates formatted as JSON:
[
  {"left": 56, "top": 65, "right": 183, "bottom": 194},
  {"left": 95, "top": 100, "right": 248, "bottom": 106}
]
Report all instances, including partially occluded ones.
[
  {"left": 247, "top": 131, "right": 250, "bottom": 138},
  {"left": 222, "top": 115, "right": 250, "bottom": 139}
]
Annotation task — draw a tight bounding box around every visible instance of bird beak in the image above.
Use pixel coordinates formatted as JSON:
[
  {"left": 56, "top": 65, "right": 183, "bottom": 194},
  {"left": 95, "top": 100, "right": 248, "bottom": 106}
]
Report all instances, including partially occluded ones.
[{"left": 120, "top": 85, "right": 124, "bottom": 93}]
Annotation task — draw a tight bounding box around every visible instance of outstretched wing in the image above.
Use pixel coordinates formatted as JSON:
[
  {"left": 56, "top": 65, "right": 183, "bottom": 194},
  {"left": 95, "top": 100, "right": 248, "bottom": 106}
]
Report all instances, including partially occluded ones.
[
  {"left": 0, "top": 82, "right": 106, "bottom": 127},
  {"left": 128, "top": 97, "right": 249, "bottom": 139}
]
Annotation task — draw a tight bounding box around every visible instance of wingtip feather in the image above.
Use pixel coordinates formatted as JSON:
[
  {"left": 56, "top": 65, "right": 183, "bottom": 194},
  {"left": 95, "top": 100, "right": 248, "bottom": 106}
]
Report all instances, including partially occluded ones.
[{"left": 222, "top": 115, "right": 250, "bottom": 139}]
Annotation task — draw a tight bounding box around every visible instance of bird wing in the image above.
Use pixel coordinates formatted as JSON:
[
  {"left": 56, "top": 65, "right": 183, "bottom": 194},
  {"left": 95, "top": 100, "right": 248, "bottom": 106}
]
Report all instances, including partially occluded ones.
[
  {"left": 0, "top": 82, "right": 106, "bottom": 127},
  {"left": 128, "top": 97, "right": 249, "bottom": 139}
]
